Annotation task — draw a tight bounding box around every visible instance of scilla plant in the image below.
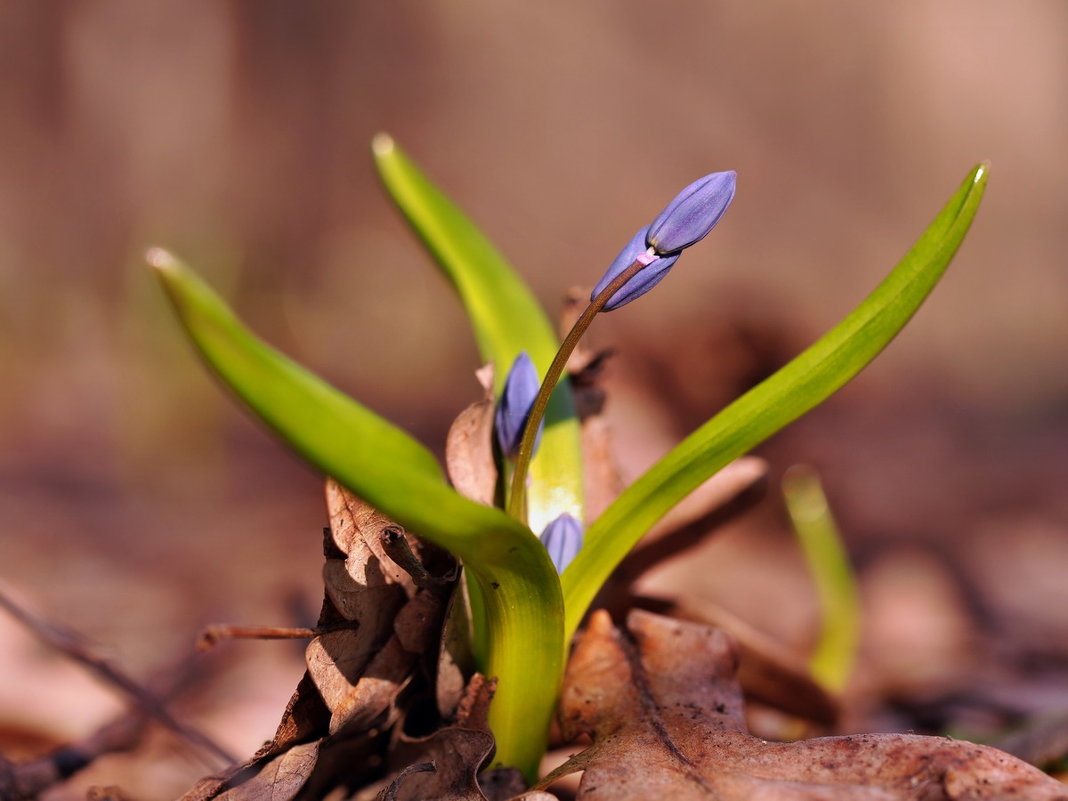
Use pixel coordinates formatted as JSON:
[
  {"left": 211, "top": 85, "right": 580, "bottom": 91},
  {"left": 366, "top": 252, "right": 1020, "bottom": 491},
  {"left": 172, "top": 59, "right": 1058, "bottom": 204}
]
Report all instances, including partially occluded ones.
[{"left": 149, "top": 136, "right": 987, "bottom": 781}]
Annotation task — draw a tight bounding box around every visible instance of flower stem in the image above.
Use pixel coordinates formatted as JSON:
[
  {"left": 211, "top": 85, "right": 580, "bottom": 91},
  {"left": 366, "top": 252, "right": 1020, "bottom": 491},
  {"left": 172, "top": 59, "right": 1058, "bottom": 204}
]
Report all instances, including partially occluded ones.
[{"left": 506, "top": 257, "right": 649, "bottom": 518}]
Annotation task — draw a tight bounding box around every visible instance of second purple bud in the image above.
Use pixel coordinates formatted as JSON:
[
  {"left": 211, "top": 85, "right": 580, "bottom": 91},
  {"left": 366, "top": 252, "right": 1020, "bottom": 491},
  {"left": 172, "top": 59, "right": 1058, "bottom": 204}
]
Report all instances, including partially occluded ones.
[
  {"left": 494, "top": 351, "right": 543, "bottom": 459},
  {"left": 540, "top": 512, "right": 583, "bottom": 574}
]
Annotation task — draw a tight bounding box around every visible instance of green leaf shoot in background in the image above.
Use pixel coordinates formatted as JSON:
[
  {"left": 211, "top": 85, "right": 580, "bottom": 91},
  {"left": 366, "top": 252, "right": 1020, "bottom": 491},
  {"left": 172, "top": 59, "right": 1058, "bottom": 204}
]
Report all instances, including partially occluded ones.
[{"left": 783, "top": 465, "right": 862, "bottom": 693}]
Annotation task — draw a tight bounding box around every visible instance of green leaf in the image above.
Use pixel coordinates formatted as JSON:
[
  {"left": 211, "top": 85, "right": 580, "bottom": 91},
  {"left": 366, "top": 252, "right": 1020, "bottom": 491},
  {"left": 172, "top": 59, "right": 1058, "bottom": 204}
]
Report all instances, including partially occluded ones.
[
  {"left": 561, "top": 163, "right": 989, "bottom": 640},
  {"left": 372, "top": 134, "right": 584, "bottom": 535},
  {"left": 149, "top": 249, "right": 563, "bottom": 781},
  {"left": 783, "top": 465, "right": 860, "bottom": 692}
]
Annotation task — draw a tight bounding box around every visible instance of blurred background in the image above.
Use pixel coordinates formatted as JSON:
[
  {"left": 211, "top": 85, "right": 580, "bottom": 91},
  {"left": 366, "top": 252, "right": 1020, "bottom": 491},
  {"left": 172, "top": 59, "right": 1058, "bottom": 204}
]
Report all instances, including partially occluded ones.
[{"left": 0, "top": 1, "right": 1066, "bottom": 796}]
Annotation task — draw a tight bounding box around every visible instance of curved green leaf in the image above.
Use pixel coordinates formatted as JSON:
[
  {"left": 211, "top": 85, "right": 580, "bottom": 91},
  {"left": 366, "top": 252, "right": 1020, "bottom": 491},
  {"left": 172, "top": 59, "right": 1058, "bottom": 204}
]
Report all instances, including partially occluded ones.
[
  {"left": 373, "top": 134, "right": 583, "bottom": 535},
  {"left": 149, "top": 249, "right": 562, "bottom": 780},
  {"left": 783, "top": 466, "right": 860, "bottom": 693},
  {"left": 561, "top": 163, "right": 989, "bottom": 639}
]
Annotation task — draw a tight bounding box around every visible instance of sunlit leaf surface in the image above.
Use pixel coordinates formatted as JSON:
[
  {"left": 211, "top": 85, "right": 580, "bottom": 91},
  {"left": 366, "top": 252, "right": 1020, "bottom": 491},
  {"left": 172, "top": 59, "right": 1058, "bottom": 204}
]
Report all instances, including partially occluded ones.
[
  {"left": 563, "top": 164, "right": 989, "bottom": 639},
  {"left": 150, "top": 249, "right": 563, "bottom": 780},
  {"left": 373, "top": 135, "right": 584, "bottom": 535}
]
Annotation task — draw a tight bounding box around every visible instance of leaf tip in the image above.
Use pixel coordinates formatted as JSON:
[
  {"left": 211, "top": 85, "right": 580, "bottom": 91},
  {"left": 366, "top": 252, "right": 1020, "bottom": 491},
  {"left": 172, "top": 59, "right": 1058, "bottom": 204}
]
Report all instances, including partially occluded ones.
[
  {"left": 145, "top": 247, "right": 178, "bottom": 273},
  {"left": 372, "top": 132, "right": 395, "bottom": 157}
]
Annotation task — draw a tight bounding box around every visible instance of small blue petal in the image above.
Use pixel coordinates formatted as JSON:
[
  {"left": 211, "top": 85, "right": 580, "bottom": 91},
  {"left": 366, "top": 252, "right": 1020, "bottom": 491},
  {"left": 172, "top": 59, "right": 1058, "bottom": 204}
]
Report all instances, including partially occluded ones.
[
  {"left": 591, "top": 226, "right": 681, "bottom": 312},
  {"left": 647, "top": 171, "right": 737, "bottom": 255},
  {"left": 494, "top": 352, "right": 542, "bottom": 458},
  {"left": 539, "top": 513, "right": 583, "bottom": 574}
]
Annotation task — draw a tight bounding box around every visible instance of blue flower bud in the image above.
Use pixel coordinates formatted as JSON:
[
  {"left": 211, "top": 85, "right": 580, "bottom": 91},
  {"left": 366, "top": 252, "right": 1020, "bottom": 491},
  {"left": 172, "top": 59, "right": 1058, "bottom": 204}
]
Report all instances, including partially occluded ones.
[
  {"left": 539, "top": 513, "right": 583, "bottom": 573},
  {"left": 591, "top": 226, "right": 680, "bottom": 311},
  {"left": 647, "top": 170, "right": 737, "bottom": 255},
  {"left": 494, "top": 351, "right": 543, "bottom": 459},
  {"left": 590, "top": 172, "right": 736, "bottom": 311}
]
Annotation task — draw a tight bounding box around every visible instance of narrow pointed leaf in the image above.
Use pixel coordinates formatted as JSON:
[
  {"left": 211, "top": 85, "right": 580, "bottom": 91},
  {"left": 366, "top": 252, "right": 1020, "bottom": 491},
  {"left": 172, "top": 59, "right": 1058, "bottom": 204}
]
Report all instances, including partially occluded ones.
[
  {"left": 373, "top": 135, "right": 583, "bottom": 534},
  {"left": 783, "top": 466, "right": 860, "bottom": 692},
  {"left": 149, "top": 249, "right": 563, "bottom": 780},
  {"left": 562, "top": 163, "right": 989, "bottom": 639}
]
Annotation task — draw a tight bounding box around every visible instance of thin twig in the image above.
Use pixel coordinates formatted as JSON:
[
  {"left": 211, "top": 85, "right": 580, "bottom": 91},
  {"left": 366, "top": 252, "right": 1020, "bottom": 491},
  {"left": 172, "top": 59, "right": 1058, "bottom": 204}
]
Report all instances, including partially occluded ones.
[
  {"left": 0, "top": 585, "right": 236, "bottom": 766},
  {"left": 196, "top": 625, "right": 318, "bottom": 650},
  {"left": 0, "top": 711, "right": 145, "bottom": 801}
]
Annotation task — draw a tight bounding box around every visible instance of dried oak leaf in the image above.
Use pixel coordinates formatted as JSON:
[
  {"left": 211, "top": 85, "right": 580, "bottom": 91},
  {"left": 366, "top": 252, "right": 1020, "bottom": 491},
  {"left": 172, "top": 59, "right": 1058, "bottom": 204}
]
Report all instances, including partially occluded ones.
[
  {"left": 357, "top": 676, "right": 557, "bottom": 801},
  {"left": 212, "top": 742, "right": 320, "bottom": 801},
  {"left": 668, "top": 596, "right": 839, "bottom": 726},
  {"left": 178, "top": 485, "right": 454, "bottom": 801},
  {"left": 542, "top": 610, "right": 1067, "bottom": 800},
  {"left": 312, "top": 481, "right": 453, "bottom": 736},
  {"left": 374, "top": 726, "right": 496, "bottom": 801},
  {"left": 445, "top": 364, "right": 498, "bottom": 507},
  {"left": 435, "top": 586, "right": 476, "bottom": 721},
  {"left": 438, "top": 367, "right": 495, "bottom": 720}
]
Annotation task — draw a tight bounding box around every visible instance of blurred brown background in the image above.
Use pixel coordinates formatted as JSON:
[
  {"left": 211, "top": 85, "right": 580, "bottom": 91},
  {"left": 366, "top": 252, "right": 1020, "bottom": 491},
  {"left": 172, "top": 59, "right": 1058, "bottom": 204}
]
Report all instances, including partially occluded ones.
[{"left": 0, "top": 2, "right": 1066, "bottom": 795}]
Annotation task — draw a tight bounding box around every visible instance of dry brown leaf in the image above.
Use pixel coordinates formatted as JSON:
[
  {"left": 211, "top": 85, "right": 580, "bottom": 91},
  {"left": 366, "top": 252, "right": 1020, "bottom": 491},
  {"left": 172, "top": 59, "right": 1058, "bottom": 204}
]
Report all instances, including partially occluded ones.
[
  {"left": 256, "top": 672, "right": 329, "bottom": 763},
  {"left": 542, "top": 610, "right": 1067, "bottom": 800},
  {"left": 670, "top": 597, "right": 839, "bottom": 726},
  {"left": 580, "top": 414, "right": 625, "bottom": 523},
  {"left": 436, "top": 589, "right": 476, "bottom": 720},
  {"left": 374, "top": 727, "right": 496, "bottom": 801},
  {"left": 179, "top": 485, "right": 456, "bottom": 801},
  {"left": 213, "top": 742, "right": 320, "bottom": 801},
  {"left": 356, "top": 676, "right": 547, "bottom": 801},
  {"left": 446, "top": 365, "right": 498, "bottom": 506},
  {"left": 313, "top": 481, "right": 414, "bottom": 715},
  {"left": 323, "top": 480, "right": 417, "bottom": 606},
  {"left": 326, "top": 637, "right": 417, "bottom": 736},
  {"left": 180, "top": 740, "right": 327, "bottom": 801},
  {"left": 312, "top": 482, "right": 451, "bottom": 736},
  {"left": 992, "top": 709, "right": 1068, "bottom": 771}
]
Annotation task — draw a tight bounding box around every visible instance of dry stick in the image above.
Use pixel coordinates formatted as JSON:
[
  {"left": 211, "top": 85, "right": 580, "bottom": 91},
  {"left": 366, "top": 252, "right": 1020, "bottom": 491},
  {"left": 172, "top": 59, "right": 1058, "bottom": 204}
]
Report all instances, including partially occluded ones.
[
  {"left": 506, "top": 257, "right": 648, "bottom": 519},
  {"left": 0, "top": 711, "right": 146, "bottom": 801},
  {"left": 196, "top": 625, "right": 318, "bottom": 651},
  {"left": 0, "top": 586, "right": 236, "bottom": 766}
]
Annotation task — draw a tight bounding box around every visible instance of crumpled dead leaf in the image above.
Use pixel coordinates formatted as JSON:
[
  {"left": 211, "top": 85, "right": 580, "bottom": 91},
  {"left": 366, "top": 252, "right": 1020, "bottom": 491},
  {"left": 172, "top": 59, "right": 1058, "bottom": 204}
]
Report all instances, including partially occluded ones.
[
  {"left": 303, "top": 479, "right": 460, "bottom": 743},
  {"left": 542, "top": 609, "right": 1067, "bottom": 800},
  {"left": 445, "top": 364, "right": 498, "bottom": 507},
  {"left": 669, "top": 596, "right": 839, "bottom": 726},
  {"left": 213, "top": 742, "right": 320, "bottom": 801},
  {"left": 179, "top": 483, "right": 456, "bottom": 801},
  {"left": 356, "top": 676, "right": 556, "bottom": 801}
]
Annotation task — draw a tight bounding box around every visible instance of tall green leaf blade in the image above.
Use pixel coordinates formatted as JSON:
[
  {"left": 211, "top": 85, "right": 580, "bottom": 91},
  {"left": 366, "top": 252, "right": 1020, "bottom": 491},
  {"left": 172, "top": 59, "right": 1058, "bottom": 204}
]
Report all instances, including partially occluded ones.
[
  {"left": 149, "top": 249, "right": 563, "bottom": 780},
  {"left": 561, "top": 163, "right": 989, "bottom": 639},
  {"left": 373, "top": 134, "right": 583, "bottom": 534}
]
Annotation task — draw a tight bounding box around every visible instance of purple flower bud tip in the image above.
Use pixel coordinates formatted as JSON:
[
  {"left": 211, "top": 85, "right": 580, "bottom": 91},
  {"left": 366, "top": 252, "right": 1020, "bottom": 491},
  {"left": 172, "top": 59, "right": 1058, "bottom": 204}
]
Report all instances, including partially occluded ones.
[
  {"left": 494, "top": 351, "right": 543, "bottom": 459},
  {"left": 647, "top": 170, "right": 737, "bottom": 255},
  {"left": 591, "top": 226, "right": 680, "bottom": 311},
  {"left": 591, "top": 171, "right": 735, "bottom": 311},
  {"left": 540, "top": 513, "right": 583, "bottom": 574}
]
